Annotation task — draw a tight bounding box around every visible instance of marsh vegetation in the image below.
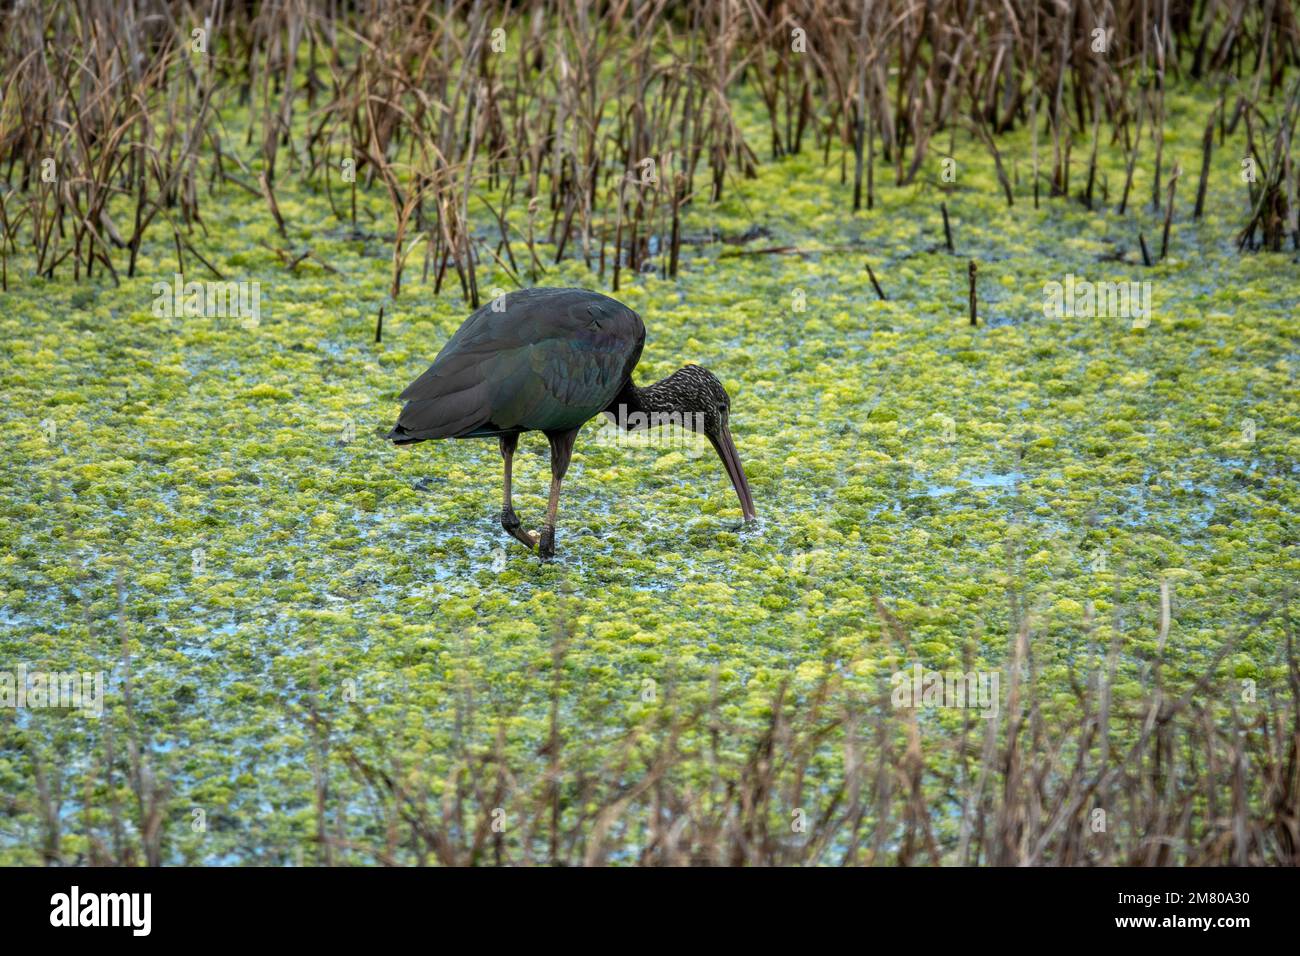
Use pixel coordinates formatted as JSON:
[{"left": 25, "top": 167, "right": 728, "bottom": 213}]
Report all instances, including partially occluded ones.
[{"left": 0, "top": 0, "right": 1297, "bottom": 865}]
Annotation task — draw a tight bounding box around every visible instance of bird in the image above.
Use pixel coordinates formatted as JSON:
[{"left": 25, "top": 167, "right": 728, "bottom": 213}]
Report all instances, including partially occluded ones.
[{"left": 387, "top": 287, "right": 756, "bottom": 558}]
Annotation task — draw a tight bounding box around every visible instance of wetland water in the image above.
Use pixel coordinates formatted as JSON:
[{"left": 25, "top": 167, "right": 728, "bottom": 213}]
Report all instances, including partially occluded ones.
[{"left": 1, "top": 85, "right": 1296, "bottom": 864}]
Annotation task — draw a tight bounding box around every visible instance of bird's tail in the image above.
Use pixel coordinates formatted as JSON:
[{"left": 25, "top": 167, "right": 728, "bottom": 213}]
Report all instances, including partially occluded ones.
[
  {"left": 386, "top": 424, "right": 426, "bottom": 445},
  {"left": 387, "top": 384, "right": 492, "bottom": 442}
]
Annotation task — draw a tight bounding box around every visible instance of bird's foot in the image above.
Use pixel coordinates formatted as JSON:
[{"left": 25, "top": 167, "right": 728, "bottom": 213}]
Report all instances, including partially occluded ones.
[
  {"left": 501, "top": 508, "right": 538, "bottom": 550},
  {"left": 538, "top": 527, "right": 556, "bottom": 560}
]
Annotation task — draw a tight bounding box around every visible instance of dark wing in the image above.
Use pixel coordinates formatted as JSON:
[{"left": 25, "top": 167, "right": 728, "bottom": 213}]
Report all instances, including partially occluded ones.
[{"left": 388, "top": 288, "right": 644, "bottom": 441}]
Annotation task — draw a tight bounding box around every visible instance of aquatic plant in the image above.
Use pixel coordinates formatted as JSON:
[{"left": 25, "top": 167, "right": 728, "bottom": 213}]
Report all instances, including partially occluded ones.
[{"left": 0, "top": 1, "right": 1296, "bottom": 866}]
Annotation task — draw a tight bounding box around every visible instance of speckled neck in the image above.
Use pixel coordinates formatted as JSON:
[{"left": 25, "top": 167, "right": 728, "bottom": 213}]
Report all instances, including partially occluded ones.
[{"left": 627, "top": 365, "right": 714, "bottom": 417}]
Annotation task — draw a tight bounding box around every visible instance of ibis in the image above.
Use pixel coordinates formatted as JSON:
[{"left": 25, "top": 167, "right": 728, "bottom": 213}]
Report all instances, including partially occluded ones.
[{"left": 387, "top": 287, "right": 756, "bottom": 558}]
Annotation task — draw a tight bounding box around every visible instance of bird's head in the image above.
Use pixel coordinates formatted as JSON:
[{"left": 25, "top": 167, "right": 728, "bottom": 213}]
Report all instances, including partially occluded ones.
[{"left": 666, "top": 365, "right": 757, "bottom": 522}]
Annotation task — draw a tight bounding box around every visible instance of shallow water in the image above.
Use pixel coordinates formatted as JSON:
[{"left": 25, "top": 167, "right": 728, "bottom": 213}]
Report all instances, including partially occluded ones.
[{"left": 0, "top": 83, "right": 1297, "bottom": 863}]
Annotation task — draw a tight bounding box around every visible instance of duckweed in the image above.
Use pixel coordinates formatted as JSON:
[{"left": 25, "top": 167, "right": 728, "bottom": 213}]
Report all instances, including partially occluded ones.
[{"left": 0, "top": 81, "right": 1296, "bottom": 865}]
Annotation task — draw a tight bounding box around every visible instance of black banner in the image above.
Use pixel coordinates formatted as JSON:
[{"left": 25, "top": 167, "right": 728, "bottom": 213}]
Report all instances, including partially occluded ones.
[{"left": 0, "top": 866, "right": 1277, "bottom": 943}]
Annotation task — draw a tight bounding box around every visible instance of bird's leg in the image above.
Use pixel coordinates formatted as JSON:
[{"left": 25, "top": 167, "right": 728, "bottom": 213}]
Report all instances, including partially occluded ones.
[
  {"left": 499, "top": 433, "right": 537, "bottom": 550},
  {"left": 539, "top": 428, "right": 580, "bottom": 559}
]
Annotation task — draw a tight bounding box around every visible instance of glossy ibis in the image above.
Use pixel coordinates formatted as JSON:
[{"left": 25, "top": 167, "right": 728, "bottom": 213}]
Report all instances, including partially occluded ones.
[{"left": 387, "top": 287, "right": 756, "bottom": 558}]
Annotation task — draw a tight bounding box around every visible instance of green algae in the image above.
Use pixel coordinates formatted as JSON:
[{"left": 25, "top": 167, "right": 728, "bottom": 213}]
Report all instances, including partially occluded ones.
[{"left": 0, "top": 81, "right": 1297, "bottom": 865}]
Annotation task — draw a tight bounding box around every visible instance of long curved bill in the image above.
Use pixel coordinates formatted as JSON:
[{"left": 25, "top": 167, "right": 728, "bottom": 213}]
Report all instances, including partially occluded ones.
[{"left": 709, "top": 425, "right": 757, "bottom": 522}]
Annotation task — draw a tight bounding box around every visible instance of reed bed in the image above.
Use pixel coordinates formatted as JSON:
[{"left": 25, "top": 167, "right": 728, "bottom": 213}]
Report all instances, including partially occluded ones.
[
  {"left": 291, "top": 582, "right": 1297, "bottom": 866},
  {"left": 13, "top": 565, "right": 1296, "bottom": 866},
  {"left": 2, "top": 0, "right": 1297, "bottom": 297}
]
